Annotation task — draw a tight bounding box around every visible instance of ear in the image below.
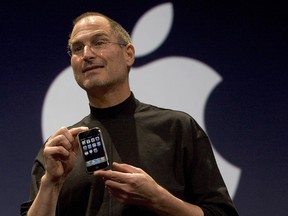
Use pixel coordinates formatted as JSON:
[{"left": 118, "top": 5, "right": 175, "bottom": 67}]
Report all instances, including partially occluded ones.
[{"left": 124, "top": 43, "right": 135, "bottom": 67}]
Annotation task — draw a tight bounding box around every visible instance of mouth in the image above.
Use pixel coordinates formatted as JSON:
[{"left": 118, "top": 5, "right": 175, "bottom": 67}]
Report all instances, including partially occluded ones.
[{"left": 82, "top": 65, "right": 104, "bottom": 73}]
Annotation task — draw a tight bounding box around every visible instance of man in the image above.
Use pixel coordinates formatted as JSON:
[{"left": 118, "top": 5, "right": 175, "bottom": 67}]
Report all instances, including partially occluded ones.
[{"left": 20, "top": 12, "right": 239, "bottom": 216}]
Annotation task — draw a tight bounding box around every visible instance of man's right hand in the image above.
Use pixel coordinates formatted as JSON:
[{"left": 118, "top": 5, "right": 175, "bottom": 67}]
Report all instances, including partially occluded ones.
[{"left": 43, "top": 126, "right": 89, "bottom": 185}]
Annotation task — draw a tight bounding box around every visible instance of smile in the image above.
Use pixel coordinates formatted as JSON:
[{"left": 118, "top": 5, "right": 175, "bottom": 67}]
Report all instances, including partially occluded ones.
[{"left": 82, "top": 65, "right": 104, "bottom": 73}]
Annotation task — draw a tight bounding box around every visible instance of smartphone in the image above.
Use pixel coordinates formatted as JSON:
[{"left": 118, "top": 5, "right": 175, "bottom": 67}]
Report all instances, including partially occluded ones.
[{"left": 77, "top": 127, "right": 109, "bottom": 174}]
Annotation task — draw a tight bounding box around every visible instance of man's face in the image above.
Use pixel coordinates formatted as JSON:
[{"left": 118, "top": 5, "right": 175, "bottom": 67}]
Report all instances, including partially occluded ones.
[{"left": 69, "top": 16, "right": 134, "bottom": 94}]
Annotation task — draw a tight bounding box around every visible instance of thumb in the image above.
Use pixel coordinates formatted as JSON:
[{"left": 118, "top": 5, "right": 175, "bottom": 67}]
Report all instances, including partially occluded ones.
[
  {"left": 70, "top": 127, "right": 89, "bottom": 152},
  {"left": 70, "top": 126, "right": 89, "bottom": 137}
]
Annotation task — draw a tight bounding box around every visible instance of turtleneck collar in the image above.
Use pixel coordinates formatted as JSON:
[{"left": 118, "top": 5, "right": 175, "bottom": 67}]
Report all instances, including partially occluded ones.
[{"left": 89, "top": 92, "right": 137, "bottom": 120}]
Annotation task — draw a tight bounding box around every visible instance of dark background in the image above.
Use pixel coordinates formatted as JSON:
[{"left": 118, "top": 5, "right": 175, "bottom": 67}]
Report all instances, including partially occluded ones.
[{"left": 1, "top": 0, "right": 287, "bottom": 215}]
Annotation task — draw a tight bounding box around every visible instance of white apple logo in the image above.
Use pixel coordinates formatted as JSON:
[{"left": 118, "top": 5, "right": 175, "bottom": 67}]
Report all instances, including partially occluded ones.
[{"left": 42, "top": 2, "right": 240, "bottom": 198}]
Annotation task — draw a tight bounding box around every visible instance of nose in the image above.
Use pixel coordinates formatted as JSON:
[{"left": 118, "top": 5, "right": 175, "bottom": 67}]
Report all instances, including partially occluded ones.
[{"left": 82, "top": 45, "right": 95, "bottom": 59}]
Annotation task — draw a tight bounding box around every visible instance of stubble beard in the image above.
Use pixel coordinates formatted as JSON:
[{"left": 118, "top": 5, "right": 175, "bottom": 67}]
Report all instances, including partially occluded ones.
[{"left": 76, "top": 74, "right": 127, "bottom": 95}]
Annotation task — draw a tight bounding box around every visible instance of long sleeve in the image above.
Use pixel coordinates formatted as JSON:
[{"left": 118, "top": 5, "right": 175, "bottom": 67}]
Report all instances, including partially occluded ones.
[{"left": 20, "top": 146, "right": 46, "bottom": 216}]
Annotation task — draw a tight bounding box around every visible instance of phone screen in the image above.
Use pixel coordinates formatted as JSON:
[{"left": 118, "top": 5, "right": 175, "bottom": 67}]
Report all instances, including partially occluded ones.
[{"left": 78, "top": 127, "right": 109, "bottom": 174}]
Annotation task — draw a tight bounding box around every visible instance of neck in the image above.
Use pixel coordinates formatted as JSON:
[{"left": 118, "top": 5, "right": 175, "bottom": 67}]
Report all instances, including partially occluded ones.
[{"left": 87, "top": 86, "right": 131, "bottom": 108}]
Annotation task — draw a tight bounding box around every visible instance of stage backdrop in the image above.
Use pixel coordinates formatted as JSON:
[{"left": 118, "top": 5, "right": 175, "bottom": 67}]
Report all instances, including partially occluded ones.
[{"left": 1, "top": 1, "right": 287, "bottom": 215}]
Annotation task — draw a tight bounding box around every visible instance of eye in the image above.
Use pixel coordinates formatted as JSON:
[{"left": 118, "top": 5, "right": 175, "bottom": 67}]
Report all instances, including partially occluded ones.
[
  {"left": 92, "top": 39, "right": 108, "bottom": 48},
  {"left": 71, "top": 44, "right": 84, "bottom": 54}
]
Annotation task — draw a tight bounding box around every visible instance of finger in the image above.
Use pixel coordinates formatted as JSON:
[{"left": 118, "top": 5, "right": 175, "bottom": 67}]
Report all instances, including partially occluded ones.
[
  {"left": 49, "top": 127, "right": 74, "bottom": 142},
  {"left": 94, "top": 169, "right": 117, "bottom": 179},
  {"left": 46, "top": 134, "right": 73, "bottom": 152},
  {"left": 94, "top": 169, "right": 129, "bottom": 183},
  {"left": 47, "top": 127, "right": 88, "bottom": 148},
  {"left": 94, "top": 163, "right": 143, "bottom": 181},
  {"left": 44, "top": 145, "right": 70, "bottom": 161},
  {"left": 49, "top": 126, "right": 88, "bottom": 143},
  {"left": 112, "top": 162, "right": 143, "bottom": 174}
]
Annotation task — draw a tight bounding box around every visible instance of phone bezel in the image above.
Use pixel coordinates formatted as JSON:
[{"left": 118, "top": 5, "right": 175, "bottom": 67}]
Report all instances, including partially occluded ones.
[{"left": 77, "top": 127, "right": 109, "bottom": 174}]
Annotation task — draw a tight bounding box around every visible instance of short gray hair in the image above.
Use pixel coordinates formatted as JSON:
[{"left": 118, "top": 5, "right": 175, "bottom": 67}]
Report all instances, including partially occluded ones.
[{"left": 68, "top": 12, "right": 131, "bottom": 46}]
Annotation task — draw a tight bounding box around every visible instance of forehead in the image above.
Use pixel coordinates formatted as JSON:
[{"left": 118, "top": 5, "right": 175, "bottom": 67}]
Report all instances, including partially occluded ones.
[{"left": 70, "top": 16, "right": 112, "bottom": 42}]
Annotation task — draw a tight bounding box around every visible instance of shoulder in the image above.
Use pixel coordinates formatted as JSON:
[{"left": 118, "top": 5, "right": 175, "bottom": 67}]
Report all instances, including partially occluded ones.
[
  {"left": 135, "top": 99, "right": 205, "bottom": 135},
  {"left": 136, "top": 99, "right": 194, "bottom": 122},
  {"left": 67, "top": 115, "right": 91, "bottom": 129}
]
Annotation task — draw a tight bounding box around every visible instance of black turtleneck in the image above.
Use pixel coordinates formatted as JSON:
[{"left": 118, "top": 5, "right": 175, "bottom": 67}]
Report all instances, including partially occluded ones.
[
  {"left": 21, "top": 93, "right": 239, "bottom": 216},
  {"left": 89, "top": 92, "right": 137, "bottom": 120}
]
